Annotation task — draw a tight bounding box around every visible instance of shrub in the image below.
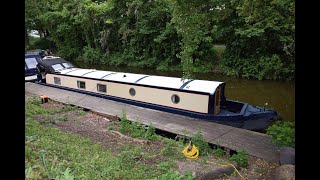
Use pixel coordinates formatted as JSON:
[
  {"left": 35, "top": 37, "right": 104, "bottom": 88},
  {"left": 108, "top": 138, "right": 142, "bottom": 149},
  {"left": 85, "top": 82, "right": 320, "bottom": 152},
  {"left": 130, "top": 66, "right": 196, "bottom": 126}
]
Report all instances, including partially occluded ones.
[
  {"left": 266, "top": 121, "right": 295, "bottom": 147},
  {"left": 229, "top": 150, "right": 248, "bottom": 168},
  {"left": 191, "top": 130, "right": 211, "bottom": 156},
  {"left": 213, "top": 147, "right": 225, "bottom": 157},
  {"left": 81, "top": 46, "right": 105, "bottom": 64}
]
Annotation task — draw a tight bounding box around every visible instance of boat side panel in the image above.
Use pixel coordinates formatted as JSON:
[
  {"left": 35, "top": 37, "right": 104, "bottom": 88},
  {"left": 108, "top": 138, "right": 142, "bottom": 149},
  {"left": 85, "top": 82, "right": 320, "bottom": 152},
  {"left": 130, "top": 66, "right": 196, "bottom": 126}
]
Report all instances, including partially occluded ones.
[{"left": 46, "top": 74, "right": 209, "bottom": 113}]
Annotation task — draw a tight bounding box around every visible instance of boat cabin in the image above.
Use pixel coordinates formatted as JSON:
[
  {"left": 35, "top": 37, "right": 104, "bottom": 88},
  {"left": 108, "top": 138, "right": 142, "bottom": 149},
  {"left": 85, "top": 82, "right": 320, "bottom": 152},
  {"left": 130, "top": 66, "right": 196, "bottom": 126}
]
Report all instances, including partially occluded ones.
[{"left": 36, "top": 56, "right": 75, "bottom": 82}]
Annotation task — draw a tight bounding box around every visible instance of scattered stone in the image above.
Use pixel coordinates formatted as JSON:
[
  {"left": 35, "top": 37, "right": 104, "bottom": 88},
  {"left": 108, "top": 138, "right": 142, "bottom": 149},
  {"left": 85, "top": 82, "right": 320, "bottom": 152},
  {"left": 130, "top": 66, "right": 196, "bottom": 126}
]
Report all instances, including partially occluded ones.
[
  {"left": 275, "top": 165, "right": 295, "bottom": 180},
  {"left": 280, "top": 147, "right": 295, "bottom": 165},
  {"left": 199, "top": 163, "right": 240, "bottom": 180}
]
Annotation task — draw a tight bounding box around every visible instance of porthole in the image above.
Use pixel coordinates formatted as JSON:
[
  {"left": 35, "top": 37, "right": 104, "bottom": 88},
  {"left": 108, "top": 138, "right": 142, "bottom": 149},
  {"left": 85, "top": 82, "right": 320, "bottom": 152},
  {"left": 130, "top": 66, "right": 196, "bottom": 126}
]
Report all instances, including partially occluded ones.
[
  {"left": 171, "top": 94, "right": 180, "bottom": 104},
  {"left": 129, "top": 88, "right": 136, "bottom": 96}
]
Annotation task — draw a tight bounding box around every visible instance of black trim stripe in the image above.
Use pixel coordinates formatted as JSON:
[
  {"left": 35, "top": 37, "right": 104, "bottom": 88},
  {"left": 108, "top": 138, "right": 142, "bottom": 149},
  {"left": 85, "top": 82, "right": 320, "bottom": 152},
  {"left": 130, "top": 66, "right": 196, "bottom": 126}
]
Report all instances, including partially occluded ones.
[
  {"left": 63, "top": 68, "right": 81, "bottom": 74},
  {"left": 100, "top": 72, "right": 116, "bottom": 79},
  {"left": 81, "top": 70, "right": 96, "bottom": 77},
  {"left": 51, "top": 73, "right": 212, "bottom": 95},
  {"left": 179, "top": 80, "right": 194, "bottom": 89},
  {"left": 134, "top": 75, "right": 150, "bottom": 83}
]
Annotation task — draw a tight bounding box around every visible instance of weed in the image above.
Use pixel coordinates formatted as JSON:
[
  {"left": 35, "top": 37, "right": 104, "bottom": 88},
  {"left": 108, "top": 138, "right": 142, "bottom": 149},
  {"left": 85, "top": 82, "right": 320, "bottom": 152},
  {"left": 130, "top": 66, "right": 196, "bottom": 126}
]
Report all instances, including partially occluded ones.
[
  {"left": 183, "top": 170, "right": 195, "bottom": 180},
  {"left": 77, "top": 111, "right": 86, "bottom": 116},
  {"left": 229, "top": 149, "right": 248, "bottom": 168},
  {"left": 58, "top": 115, "right": 68, "bottom": 121},
  {"left": 145, "top": 126, "right": 158, "bottom": 141},
  {"left": 156, "top": 169, "right": 180, "bottom": 180},
  {"left": 213, "top": 147, "right": 225, "bottom": 157},
  {"left": 63, "top": 105, "right": 79, "bottom": 112},
  {"left": 119, "top": 112, "right": 158, "bottom": 141},
  {"left": 161, "top": 142, "right": 175, "bottom": 156},
  {"left": 176, "top": 134, "right": 190, "bottom": 145},
  {"left": 266, "top": 121, "right": 295, "bottom": 147},
  {"left": 191, "top": 130, "right": 212, "bottom": 156}
]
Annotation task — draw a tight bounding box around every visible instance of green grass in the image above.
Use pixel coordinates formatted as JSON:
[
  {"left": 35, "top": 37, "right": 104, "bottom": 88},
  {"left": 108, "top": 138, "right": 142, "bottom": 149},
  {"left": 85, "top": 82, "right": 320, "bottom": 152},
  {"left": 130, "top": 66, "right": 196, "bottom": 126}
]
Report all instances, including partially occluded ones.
[
  {"left": 25, "top": 97, "right": 195, "bottom": 179},
  {"left": 26, "top": 119, "right": 166, "bottom": 179},
  {"left": 119, "top": 111, "right": 158, "bottom": 141}
]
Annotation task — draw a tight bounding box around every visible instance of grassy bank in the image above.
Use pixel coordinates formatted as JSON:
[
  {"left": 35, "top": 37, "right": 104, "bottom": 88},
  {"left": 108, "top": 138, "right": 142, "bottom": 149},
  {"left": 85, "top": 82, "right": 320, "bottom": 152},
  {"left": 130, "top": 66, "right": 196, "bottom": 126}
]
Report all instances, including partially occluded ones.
[
  {"left": 25, "top": 94, "right": 278, "bottom": 179},
  {"left": 25, "top": 97, "right": 194, "bottom": 179}
]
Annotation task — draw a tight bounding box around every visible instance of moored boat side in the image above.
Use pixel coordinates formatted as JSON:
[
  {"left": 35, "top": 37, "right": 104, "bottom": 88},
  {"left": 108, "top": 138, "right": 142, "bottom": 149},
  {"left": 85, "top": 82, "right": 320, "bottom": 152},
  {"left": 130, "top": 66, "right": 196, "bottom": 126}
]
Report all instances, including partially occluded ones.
[{"left": 34, "top": 57, "right": 278, "bottom": 131}]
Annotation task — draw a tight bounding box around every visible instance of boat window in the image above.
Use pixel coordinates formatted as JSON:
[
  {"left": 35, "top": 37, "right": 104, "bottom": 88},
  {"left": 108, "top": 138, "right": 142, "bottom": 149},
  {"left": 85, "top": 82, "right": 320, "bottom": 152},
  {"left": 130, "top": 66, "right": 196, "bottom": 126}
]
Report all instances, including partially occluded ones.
[
  {"left": 62, "top": 63, "right": 73, "bottom": 68},
  {"left": 52, "top": 64, "right": 64, "bottom": 71},
  {"left": 25, "top": 58, "right": 38, "bottom": 69},
  {"left": 129, "top": 88, "right": 136, "bottom": 96},
  {"left": 54, "top": 77, "right": 61, "bottom": 85},
  {"left": 97, "top": 84, "right": 107, "bottom": 93},
  {"left": 171, "top": 94, "right": 180, "bottom": 104},
  {"left": 77, "top": 81, "right": 86, "bottom": 89}
]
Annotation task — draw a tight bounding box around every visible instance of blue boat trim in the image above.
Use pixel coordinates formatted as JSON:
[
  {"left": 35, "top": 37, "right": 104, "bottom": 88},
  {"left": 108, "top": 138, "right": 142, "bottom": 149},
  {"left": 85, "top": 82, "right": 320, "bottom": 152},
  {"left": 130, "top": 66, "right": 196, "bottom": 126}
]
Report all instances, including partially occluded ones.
[
  {"left": 134, "top": 75, "right": 150, "bottom": 83},
  {"left": 179, "top": 80, "right": 194, "bottom": 89}
]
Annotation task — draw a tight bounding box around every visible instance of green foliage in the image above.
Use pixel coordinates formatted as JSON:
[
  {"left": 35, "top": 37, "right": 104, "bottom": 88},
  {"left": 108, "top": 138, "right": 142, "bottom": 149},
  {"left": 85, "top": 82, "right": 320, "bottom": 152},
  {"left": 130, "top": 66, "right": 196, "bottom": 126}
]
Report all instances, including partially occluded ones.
[
  {"left": 266, "top": 121, "right": 295, "bottom": 147},
  {"left": 26, "top": 118, "right": 166, "bottom": 179},
  {"left": 213, "top": 147, "right": 225, "bottom": 157},
  {"left": 119, "top": 112, "right": 158, "bottom": 141},
  {"left": 25, "top": 99, "right": 59, "bottom": 117},
  {"left": 156, "top": 169, "right": 180, "bottom": 180},
  {"left": 191, "top": 130, "right": 212, "bottom": 156},
  {"left": 80, "top": 46, "right": 105, "bottom": 64},
  {"left": 145, "top": 126, "right": 158, "bottom": 141},
  {"left": 221, "top": 53, "right": 291, "bottom": 80},
  {"left": 217, "top": 0, "right": 295, "bottom": 80},
  {"left": 183, "top": 170, "right": 195, "bottom": 180},
  {"left": 161, "top": 140, "right": 175, "bottom": 156},
  {"left": 58, "top": 115, "right": 68, "bottom": 121},
  {"left": 26, "top": 36, "right": 52, "bottom": 51},
  {"left": 229, "top": 150, "right": 249, "bottom": 168},
  {"left": 25, "top": 0, "right": 295, "bottom": 80}
]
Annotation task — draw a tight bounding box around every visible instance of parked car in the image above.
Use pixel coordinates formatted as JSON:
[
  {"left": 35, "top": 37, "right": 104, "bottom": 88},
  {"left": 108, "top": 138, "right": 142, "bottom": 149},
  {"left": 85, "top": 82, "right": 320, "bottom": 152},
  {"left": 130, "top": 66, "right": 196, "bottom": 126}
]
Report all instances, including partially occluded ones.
[{"left": 25, "top": 54, "right": 42, "bottom": 82}]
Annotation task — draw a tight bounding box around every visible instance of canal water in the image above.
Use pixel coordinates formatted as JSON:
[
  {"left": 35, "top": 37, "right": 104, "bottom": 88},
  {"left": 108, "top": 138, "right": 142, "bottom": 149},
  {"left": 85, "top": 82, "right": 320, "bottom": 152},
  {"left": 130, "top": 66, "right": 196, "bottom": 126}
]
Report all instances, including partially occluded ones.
[{"left": 72, "top": 62, "right": 295, "bottom": 122}]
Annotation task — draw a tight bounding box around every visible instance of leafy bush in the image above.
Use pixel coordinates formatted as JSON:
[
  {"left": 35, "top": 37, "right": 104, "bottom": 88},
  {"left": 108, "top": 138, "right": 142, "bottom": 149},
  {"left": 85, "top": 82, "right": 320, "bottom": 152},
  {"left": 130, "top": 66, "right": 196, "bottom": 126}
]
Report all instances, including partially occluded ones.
[
  {"left": 191, "top": 130, "right": 212, "bottom": 156},
  {"left": 221, "top": 51, "right": 293, "bottom": 80},
  {"left": 266, "top": 121, "right": 295, "bottom": 147},
  {"left": 27, "top": 37, "right": 52, "bottom": 50},
  {"left": 81, "top": 46, "right": 105, "bottom": 64},
  {"left": 229, "top": 150, "right": 248, "bottom": 168},
  {"left": 213, "top": 147, "right": 225, "bottom": 157}
]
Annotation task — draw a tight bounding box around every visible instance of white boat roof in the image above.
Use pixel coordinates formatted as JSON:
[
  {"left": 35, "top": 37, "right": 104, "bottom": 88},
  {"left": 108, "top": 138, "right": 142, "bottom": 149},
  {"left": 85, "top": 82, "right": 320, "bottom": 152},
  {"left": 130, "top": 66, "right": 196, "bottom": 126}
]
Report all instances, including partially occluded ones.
[{"left": 58, "top": 68, "right": 223, "bottom": 94}]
